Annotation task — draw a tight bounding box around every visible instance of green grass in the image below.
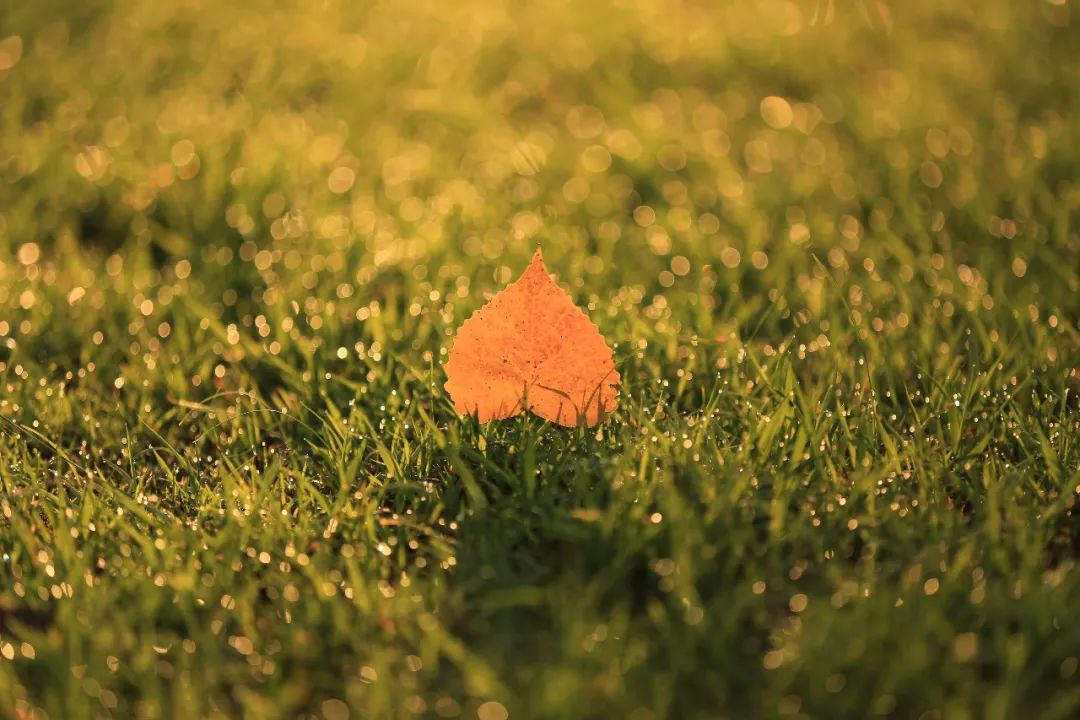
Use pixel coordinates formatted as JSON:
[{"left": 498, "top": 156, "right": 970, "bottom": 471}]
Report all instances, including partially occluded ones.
[{"left": 1, "top": 0, "right": 1079, "bottom": 718}]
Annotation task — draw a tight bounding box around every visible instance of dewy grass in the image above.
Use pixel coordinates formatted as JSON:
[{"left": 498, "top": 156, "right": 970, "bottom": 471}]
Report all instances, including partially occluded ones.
[{"left": 0, "top": 1, "right": 1078, "bottom": 718}]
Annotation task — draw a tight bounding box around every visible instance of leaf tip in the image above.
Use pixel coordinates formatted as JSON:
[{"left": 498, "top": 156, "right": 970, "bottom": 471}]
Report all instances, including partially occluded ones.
[{"left": 521, "top": 246, "right": 549, "bottom": 281}]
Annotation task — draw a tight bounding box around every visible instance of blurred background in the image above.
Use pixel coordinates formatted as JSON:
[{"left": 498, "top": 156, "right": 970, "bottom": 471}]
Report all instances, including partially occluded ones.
[{"left": 1, "top": 0, "right": 1077, "bottom": 381}]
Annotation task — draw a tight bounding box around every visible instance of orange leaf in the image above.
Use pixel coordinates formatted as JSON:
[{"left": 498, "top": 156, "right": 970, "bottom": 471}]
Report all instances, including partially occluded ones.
[{"left": 444, "top": 249, "right": 620, "bottom": 427}]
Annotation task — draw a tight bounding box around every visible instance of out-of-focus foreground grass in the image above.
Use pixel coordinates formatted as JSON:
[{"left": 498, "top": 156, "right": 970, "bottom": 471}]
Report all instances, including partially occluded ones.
[{"left": 1, "top": 0, "right": 1079, "bottom": 718}]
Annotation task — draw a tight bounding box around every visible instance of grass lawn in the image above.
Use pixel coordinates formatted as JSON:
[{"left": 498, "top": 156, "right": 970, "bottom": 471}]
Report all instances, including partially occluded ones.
[{"left": 1, "top": 0, "right": 1078, "bottom": 718}]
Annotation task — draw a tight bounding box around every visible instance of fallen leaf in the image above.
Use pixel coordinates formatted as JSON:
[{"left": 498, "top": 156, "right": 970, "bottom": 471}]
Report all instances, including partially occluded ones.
[{"left": 444, "top": 248, "right": 620, "bottom": 426}]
